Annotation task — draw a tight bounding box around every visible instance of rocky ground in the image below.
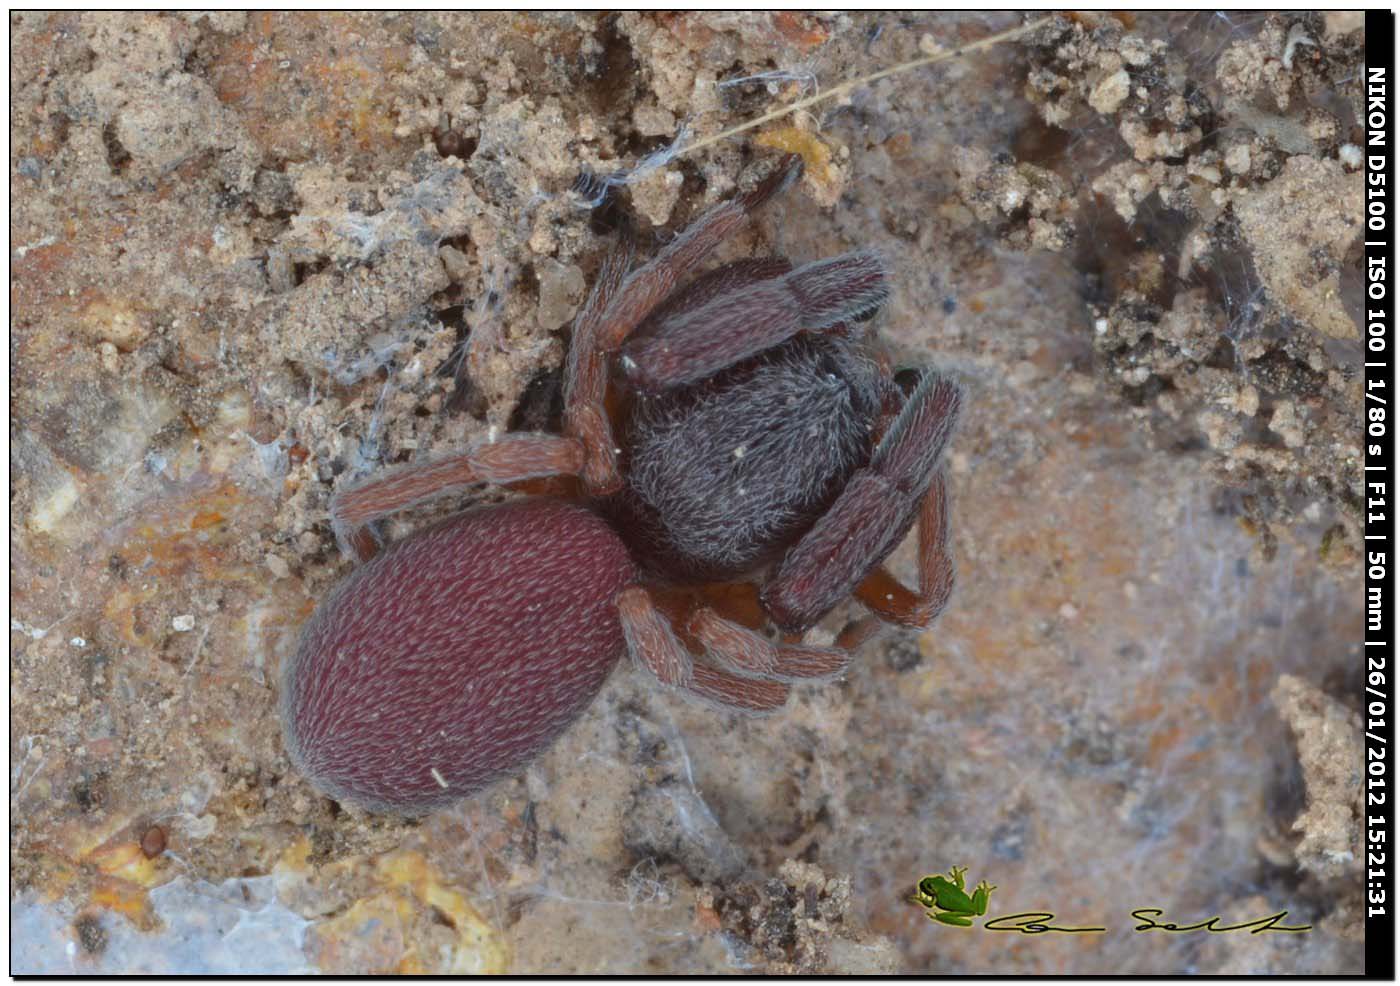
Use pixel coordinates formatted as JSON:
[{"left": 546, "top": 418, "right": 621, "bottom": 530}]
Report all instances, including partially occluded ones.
[{"left": 11, "top": 11, "right": 1364, "bottom": 973}]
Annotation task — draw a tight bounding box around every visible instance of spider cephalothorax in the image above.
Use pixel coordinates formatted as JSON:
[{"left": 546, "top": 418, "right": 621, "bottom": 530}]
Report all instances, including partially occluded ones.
[
  {"left": 281, "top": 155, "right": 963, "bottom": 813},
  {"left": 612, "top": 330, "right": 887, "bottom": 583}
]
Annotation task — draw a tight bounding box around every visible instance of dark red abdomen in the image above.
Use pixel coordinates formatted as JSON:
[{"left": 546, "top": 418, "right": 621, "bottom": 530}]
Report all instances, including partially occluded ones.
[{"left": 280, "top": 498, "right": 636, "bottom": 814}]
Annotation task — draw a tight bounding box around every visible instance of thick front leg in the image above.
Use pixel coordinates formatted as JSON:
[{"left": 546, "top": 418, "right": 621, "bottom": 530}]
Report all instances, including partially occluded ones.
[
  {"left": 332, "top": 433, "right": 583, "bottom": 561},
  {"left": 761, "top": 372, "right": 962, "bottom": 633},
  {"left": 562, "top": 155, "right": 803, "bottom": 495},
  {"left": 620, "top": 251, "right": 889, "bottom": 393}
]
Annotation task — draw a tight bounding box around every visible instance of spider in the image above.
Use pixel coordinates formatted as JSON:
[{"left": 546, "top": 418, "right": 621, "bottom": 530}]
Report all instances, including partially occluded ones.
[{"left": 280, "top": 155, "right": 963, "bottom": 813}]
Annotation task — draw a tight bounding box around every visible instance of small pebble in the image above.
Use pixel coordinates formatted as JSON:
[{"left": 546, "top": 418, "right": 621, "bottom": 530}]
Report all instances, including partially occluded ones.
[
  {"left": 172, "top": 615, "right": 195, "bottom": 632},
  {"left": 140, "top": 825, "right": 167, "bottom": 859},
  {"left": 918, "top": 33, "right": 944, "bottom": 56}
]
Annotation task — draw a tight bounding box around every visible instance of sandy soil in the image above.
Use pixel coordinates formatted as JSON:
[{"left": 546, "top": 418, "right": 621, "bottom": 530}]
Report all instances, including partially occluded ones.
[{"left": 11, "top": 11, "right": 1364, "bottom": 973}]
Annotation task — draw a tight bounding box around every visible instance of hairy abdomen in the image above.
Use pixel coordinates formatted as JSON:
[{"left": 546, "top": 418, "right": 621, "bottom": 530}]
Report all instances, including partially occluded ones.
[{"left": 280, "top": 498, "right": 636, "bottom": 814}]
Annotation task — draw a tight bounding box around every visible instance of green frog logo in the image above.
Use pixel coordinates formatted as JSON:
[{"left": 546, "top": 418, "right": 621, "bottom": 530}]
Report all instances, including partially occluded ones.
[{"left": 908, "top": 866, "right": 997, "bottom": 927}]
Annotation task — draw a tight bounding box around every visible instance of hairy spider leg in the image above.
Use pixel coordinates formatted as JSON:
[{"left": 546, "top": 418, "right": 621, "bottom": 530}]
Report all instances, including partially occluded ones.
[
  {"left": 562, "top": 154, "right": 804, "bottom": 496},
  {"left": 826, "top": 349, "right": 944, "bottom": 640},
  {"left": 760, "top": 371, "right": 963, "bottom": 633},
  {"left": 330, "top": 433, "right": 585, "bottom": 562},
  {"left": 851, "top": 469, "right": 955, "bottom": 628},
  {"left": 616, "top": 587, "right": 792, "bottom": 715},
  {"left": 562, "top": 242, "right": 633, "bottom": 495},
  {"left": 620, "top": 250, "right": 890, "bottom": 393},
  {"left": 646, "top": 578, "right": 850, "bottom": 683},
  {"left": 687, "top": 607, "right": 850, "bottom": 683},
  {"left": 635, "top": 257, "right": 796, "bottom": 327}
]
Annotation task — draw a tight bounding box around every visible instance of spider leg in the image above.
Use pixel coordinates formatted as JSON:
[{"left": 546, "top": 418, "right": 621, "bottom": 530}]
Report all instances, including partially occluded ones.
[
  {"left": 620, "top": 251, "right": 889, "bottom": 393},
  {"left": 597, "top": 154, "right": 803, "bottom": 352},
  {"left": 761, "top": 372, "right": 962, "bottom": 633},
  {"left": 563, "top": 155, "right": 803, "bottom": 495},
  {"left": 617, "top": 586, "right": 691, "bottom": 687},
  {"left": 834, "top": 614, "right": 886, "bottom": 651},
  {"left": 331, "top": 433, "right": 584, "bottom": 562},
  {"left": 689, "top": 663, "right": 791, "bottom": 715},
  {"left": 617, "top": 588, "right": 790, "bottom": 715},
  {"left": 688, "top": 607, "right": 850, "bottom": 683},
  {"left": 563, "top": 243, "right": 633, "bottom": 495},
  {"left": 851, "top": 469, "right": 956, "bottom": 628},
  {"left": 638, "top": 257, "right": 795, "bottom": 326}
]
